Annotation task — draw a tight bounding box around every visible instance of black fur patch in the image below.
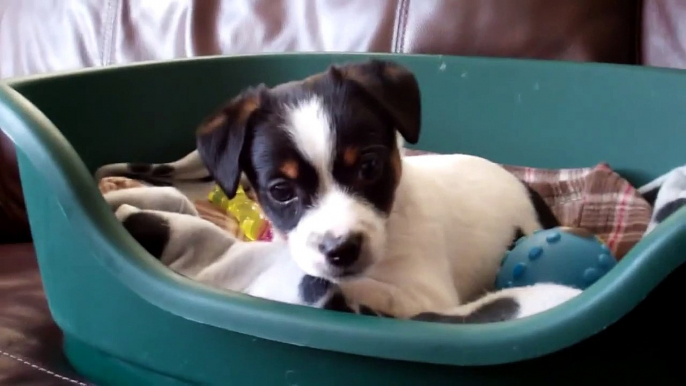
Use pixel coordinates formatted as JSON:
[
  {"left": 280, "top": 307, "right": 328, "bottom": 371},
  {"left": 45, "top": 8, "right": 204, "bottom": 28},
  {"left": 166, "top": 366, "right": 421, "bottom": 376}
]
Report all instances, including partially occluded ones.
[
  {"left": 356, "top": 305, "right": 392, "bottom": 317},
  {"left": 327, "top": 81, "right": 400, "bottom": 215},
  {"left": 654, "top": 198, "right": 686, "bottom": 223},
  {"left": 121, "top": 212, "right": 170, "bottom": 259},
  {"left": 298, "top": 275, "right": 333, "bottom": 304},
  {"left": 322, "top": 292, "right": 356, "bottom": 313},
  {"left": 151, "top": 164, "right": 175, "bottom": 177},
  {"left": 359, "top": 305, "right": 379, "bottom": 316},
  {"left": 118, "top": 173, "right": 173, "bottom": 187},
  {"left": 641, "top": 186, "right": 660, "bottom": 206},
  {"left": 524, "top": 184, "right": 560, "bottom": 229},
  {"left": 125, "top": 162, "right": 214, "bottom": 185},
  {"left": 411, "top": 297, "right": 520, "bottom": 324},
  {"left": 508, "top": 227, "right": 525, "bottom": 250},
  {"left": 244, "top": 121, "right": 320, "bottom": 233},
  {"left": 128, "top": 163, "right": 153, "bottom": 173}
]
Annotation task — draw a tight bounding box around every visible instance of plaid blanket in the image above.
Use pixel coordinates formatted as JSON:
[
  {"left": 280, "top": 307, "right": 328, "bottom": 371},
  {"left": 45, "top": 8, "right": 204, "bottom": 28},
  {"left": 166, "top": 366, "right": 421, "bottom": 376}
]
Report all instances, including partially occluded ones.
[
  {"left": 507, "top": 163, "right": 651, "bottom": 259},
  {"left": 100, "top": 150, "right": 653, "bottom": 260}
]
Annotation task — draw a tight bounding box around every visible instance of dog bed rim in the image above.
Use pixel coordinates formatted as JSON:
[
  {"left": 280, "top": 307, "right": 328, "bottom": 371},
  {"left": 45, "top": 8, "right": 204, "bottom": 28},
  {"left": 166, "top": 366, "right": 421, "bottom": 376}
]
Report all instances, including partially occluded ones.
[{"left": 1, "top": 54, "right": 685, "bottom": 367}]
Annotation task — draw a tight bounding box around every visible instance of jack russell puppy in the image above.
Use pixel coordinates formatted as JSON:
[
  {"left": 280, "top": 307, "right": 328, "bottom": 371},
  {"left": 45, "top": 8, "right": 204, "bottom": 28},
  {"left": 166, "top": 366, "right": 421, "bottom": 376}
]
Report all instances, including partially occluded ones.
[{"left": 97, "top": 59, "right": 581, "bottom": 322}]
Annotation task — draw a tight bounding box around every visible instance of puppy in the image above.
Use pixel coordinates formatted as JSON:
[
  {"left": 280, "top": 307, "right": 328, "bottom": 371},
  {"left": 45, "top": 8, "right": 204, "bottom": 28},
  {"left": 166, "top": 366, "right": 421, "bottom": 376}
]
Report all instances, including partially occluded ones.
[
  {"left": 97, "top": 59, "right": 577, "bottom": 320},
  {"left": 192, "top": 59, "right": 564, "bottom": 317}
]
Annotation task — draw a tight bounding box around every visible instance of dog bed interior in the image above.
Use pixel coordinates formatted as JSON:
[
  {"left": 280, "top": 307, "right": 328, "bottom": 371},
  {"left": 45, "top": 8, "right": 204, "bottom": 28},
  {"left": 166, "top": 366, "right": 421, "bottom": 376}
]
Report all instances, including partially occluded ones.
[{"left": 1, "top": 53, "right": 686, "bottom": 385}]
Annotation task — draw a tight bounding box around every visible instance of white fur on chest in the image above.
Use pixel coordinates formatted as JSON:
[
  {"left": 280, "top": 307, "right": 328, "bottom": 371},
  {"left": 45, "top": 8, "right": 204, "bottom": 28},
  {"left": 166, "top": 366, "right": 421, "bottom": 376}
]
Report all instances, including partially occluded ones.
[{"left": 341, "top": 153, "right": 542, "bottom": 316}]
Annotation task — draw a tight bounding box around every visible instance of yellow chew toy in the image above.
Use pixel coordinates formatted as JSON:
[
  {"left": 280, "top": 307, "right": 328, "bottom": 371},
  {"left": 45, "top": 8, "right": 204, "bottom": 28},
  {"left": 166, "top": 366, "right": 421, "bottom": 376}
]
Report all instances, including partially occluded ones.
[{"left": 207, "top": 184, "right": 271, "bottom": 241}]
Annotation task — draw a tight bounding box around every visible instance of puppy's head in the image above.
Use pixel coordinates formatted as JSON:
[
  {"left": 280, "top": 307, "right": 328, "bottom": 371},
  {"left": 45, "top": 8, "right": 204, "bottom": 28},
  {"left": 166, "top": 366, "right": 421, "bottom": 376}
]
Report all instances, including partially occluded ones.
[{"left": 196, "top": 59, "right": 421, "bottom": 281}]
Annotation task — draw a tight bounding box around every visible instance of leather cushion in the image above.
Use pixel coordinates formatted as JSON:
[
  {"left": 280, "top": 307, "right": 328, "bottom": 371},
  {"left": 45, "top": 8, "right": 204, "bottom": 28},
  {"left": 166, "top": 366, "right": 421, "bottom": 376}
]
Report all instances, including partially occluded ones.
[
  {"left": 643, "top": 0, "right": 686, "bottom": 68},
  {"left": 399, "top": 0, "right": 642, "bottom": 63},
  {"left": 0, "top": 244, "right": 89, "bottom": 385},
  {"left": 0, "top": 0, "right": 642, "bottom": 79},
  {"left": 0, "top": 132, "right": 31, "bottom": 244}
]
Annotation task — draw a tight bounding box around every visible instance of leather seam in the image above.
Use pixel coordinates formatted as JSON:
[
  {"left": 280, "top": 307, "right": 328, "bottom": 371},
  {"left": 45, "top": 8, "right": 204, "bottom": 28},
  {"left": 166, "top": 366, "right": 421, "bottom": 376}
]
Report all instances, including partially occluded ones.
[
  {"left": 636, "top": 0, "right": 644, "bottom": 64},
  {"left": 0, "top": 349, "right": 90, "bottom": 385},
  {"left": 393, "top": 0, "right": 410, "bottom": 53},
  {"left": 101, "top": 0, "right": 119, "bottom": 66},
  {"left": 99, "top": 0, "right": 110, "bottom": 66},
  {"left": 401, "top": 0, "right": 410, "bottom": 53},
  {"left": 391, "top": 1, "right": 401, "bottom": 52}
]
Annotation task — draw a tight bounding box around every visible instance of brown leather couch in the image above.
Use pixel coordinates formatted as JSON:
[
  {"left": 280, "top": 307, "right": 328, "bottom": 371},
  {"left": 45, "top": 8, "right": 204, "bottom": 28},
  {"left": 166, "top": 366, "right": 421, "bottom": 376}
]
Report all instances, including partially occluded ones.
[{"left": 0, "top": 1, "right": 683, "bottom": 384}]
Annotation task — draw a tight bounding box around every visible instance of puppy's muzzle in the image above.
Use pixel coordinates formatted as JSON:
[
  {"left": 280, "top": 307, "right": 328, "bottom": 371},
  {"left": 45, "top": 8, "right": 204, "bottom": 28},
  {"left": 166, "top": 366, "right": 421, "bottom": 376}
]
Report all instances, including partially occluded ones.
[{"left": 318, "top": 232, "right": 363, "bottom": 270}]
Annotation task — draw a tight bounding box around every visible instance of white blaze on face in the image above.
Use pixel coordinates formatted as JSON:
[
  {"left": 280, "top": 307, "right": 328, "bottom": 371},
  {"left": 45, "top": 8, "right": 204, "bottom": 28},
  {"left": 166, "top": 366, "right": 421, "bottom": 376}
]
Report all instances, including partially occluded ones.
[
  {"left": 284, "top": 96, "right": 334, "bottom": 184},
  {"left": 283, "top": 96, "right": 387, "bottom": 278}
]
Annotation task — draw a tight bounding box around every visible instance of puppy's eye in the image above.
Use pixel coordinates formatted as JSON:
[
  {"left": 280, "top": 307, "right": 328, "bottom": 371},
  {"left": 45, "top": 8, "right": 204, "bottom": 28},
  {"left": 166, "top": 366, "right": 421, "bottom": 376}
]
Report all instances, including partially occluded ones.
[
  {"left": 358, "top": 153, "right": 383, "bottom": 182},
  {"left": 268, "top": 180, "right": 297, "bottom": 203}
]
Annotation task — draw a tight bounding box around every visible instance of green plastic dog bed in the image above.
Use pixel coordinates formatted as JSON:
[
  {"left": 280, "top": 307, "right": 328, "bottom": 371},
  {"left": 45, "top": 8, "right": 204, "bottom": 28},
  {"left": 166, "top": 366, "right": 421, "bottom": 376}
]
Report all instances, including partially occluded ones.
[{"left": 2, "top": 53, "right": 686, "bottom": 385}]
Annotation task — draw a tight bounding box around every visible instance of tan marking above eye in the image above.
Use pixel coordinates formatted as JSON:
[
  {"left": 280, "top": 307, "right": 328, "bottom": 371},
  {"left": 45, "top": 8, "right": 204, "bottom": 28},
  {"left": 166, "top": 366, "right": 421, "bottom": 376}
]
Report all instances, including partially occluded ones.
[
  {"left": 280, "top": 160, "right": 299, "bottom": 179},
  {"left": 343, "top": 147, "right": 359, "bottom": 166}
]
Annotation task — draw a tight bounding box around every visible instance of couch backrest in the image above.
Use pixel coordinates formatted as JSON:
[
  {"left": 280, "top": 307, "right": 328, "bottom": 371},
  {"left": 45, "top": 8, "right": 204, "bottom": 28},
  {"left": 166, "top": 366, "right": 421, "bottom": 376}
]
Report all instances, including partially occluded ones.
[
  {"left": 0, "top": 0, "right": 642, "bottom": 79},
  {"left": 642, "top": 0, "right": 686, "bottom": 68},
  {"left": 0, "top": 0, "right": 667, "bottom": 243}
]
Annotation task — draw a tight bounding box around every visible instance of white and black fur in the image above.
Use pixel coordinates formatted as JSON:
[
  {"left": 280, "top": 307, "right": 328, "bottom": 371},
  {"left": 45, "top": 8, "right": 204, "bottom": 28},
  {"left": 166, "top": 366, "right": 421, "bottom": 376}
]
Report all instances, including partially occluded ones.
[
  {"left": 97, "top": 59, "right": 581, "bottom": 322},
  {"left": 639, "top": 165, "right": 686, "bottom": 235}
]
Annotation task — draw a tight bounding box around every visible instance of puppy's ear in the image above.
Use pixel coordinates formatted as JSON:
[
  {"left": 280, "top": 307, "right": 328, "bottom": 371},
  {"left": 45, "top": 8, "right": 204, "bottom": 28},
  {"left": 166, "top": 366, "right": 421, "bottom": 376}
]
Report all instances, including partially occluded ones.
[
  {"left": 333, "top": 59, "right": 421, "bottom": 144},
  {"left": 196, "top": 85, "right": 265, "bottom": 199}
]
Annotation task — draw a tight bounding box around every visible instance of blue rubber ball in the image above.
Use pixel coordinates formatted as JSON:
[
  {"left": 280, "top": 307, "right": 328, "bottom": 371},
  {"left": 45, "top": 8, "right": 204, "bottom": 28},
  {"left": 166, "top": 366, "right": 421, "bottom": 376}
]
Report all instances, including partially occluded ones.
[{"left": 495, "top": 226, "right": 618, "bottom": 291}]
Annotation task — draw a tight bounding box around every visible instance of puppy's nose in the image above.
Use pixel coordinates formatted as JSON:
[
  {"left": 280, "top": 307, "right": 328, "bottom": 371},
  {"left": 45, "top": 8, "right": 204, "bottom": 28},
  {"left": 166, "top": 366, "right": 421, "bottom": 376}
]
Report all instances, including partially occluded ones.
[{"left": 318, "top": 232, "right": 363, "bottom": 268}]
